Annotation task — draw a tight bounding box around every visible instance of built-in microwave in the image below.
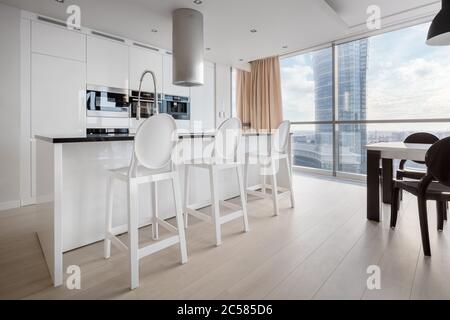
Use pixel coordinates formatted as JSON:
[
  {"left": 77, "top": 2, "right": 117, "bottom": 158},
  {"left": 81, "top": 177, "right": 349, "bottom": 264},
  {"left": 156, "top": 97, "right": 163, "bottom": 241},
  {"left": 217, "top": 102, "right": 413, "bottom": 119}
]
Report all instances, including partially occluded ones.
[
  {"left": 162, "top": 95, "right": 190, "bottom": 120},
  {"left": 129, "top": 90, "right": 163, "bottom": 119},
  {"left": 86, "top": 85, "right": 130, "bottom": 118}
]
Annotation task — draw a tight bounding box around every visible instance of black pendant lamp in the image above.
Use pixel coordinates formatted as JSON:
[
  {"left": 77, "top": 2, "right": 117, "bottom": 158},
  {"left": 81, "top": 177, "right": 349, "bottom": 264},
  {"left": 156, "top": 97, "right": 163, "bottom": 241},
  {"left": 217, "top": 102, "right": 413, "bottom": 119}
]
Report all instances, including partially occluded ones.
[{"left": 427, "top": 0, "right": 450, "bottom": 46}]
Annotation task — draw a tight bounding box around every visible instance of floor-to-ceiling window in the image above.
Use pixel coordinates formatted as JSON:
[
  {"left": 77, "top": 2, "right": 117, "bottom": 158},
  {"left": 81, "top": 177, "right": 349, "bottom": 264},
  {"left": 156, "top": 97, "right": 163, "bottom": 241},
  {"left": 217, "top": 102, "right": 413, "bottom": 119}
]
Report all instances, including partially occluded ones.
[
  {"left": 281, "top": 22, "right": 450, "bottom": 176},
  {"left": 281, "top": 47, "right": 334, "bottom": 171}
]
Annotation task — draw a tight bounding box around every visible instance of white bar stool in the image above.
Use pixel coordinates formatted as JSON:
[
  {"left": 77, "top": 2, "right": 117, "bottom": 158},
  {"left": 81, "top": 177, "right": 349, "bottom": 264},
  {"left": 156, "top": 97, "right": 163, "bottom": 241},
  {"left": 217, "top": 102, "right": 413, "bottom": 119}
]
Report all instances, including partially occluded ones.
[
  {"left": 104, "top": 114, "right": 188, "bottom": 290},
  {"left": 184, "top": 118, "right": 250, "bottom": 246},
  {"left": 245, "top": 121, "right": 295, "bottom": 216}
]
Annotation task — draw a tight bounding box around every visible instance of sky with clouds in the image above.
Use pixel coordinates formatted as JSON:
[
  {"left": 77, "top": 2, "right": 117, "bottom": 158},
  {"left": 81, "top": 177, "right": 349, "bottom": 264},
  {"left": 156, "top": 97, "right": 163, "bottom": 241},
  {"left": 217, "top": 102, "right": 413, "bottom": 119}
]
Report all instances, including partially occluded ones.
[{"left": 281, "top": 23, "right": 450, "bottom": 128}]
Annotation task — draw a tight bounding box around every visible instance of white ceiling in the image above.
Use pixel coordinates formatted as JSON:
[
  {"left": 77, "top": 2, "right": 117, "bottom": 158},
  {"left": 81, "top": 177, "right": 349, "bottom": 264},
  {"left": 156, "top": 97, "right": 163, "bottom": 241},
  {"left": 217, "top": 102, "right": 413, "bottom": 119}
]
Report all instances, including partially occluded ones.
[
  {"left": 0, "top": 0, "right": 441, "bottom": 68},
  {"left": 326, "top": 0, "right": 440, "bottom": 27}
]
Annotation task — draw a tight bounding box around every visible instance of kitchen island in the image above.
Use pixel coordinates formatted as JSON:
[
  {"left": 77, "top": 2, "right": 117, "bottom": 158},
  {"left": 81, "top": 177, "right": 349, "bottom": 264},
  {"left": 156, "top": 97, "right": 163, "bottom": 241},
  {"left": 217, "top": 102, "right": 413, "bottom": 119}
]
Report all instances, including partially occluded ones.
[{"left": 35, "top": 132, "right": 291, "bottom": 286}]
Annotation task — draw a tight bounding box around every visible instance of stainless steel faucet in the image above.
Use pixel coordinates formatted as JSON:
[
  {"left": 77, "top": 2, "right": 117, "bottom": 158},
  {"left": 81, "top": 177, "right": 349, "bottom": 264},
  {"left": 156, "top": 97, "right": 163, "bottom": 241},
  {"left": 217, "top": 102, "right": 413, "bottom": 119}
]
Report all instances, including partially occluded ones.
[{"left": 136, "top": 70, "right": 158, "bottom": 120}]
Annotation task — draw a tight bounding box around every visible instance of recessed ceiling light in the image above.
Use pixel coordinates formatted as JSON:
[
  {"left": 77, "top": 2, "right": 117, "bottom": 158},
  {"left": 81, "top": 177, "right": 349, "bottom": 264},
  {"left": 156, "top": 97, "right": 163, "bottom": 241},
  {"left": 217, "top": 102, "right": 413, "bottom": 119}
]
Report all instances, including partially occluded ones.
[
  {"left": 193, "top": 0, "right": 203, "bottom": 4},
  {"left": 250, "top": 29, "right": 258, "bottom": 33}
]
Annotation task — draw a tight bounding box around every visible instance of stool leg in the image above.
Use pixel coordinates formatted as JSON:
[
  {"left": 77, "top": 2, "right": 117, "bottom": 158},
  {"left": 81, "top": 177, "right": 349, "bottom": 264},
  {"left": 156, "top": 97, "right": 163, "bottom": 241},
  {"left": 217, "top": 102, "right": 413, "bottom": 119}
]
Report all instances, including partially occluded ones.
[
  {"left": 244, "top": 154, "right": 249, "bottom": 194},
  {"left": 104, "top": 176, "right": 114, "bottom": 259},
  {"left": 286, "top": 157, "right": 295, "bottom": 208},
  {"left": 271, "top": 161, "right": 280, "bottom": 216},
  {"left": 184, "top": 166, "right": 190, "bottom": 229},
  {"left": 210, "top": 167, "right": 222, "bottom": 246},
  {"left": 172, "top": 174, "right": 188, "bottom": 264},
  {"left": 237, "top": 165, "right": 250, "bottom": 232},
  {"left": 262, "top": 172, "right": 267, "bottom": 194},
  {"left": 151, "top": 182, "right": 159, "bottom": 240},
  {"left": 128, "top": 179, "right": 139, "bottom": 290}
]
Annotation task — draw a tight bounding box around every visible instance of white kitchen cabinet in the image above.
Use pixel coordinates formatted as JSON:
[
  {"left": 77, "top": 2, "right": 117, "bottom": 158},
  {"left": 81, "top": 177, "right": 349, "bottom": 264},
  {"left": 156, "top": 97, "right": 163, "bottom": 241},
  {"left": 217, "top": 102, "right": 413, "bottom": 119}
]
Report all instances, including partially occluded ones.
[
  {"left": 129, "top": 46, "right": 163, "bottom": 93},
  {"left": 190, "top": 62, "right": 216, "bottom": 131},
  {"left": 31, "top": 21, "right": 86, "bottom": 62},
  {"left": 215, "top": 64, "right": 232, "bottom": 128},
  {"left": 162, "top": 55, "right": 189, "bottom": 97},
  {"left": 31, "top": 53, "right": 86, "bottom": 136},
  {"left": 87, "top": 35, "right": 129, "bottom": 89}
]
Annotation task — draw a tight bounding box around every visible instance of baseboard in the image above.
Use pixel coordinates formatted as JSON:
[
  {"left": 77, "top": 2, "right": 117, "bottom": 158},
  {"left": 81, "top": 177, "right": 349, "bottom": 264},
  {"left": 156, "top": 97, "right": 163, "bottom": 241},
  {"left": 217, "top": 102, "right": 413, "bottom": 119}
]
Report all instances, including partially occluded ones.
[{"left": 0, "top": 200, "right": 21, "bottom": 212}]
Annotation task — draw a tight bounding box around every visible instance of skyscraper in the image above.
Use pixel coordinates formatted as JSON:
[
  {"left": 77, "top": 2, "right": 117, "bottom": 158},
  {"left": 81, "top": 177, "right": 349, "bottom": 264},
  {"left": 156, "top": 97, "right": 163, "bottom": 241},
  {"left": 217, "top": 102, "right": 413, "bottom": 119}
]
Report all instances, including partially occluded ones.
[
  {"left": 312, "top": 48, "right": 334, "bottom": 171},
  {"left": 336, "top": 39, "right": 368, "bottom": 174},
  {"left": 310, "top": 39, "right": 369, "bottom": 173}
]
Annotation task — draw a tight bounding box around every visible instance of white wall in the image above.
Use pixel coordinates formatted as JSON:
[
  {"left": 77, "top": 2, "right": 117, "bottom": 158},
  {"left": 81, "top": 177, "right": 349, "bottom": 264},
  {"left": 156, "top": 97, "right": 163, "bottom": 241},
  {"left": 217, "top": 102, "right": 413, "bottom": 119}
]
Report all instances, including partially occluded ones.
[
  {"left": 215, "top": 64, "right": 232, "bottom": 128},
  {"left": 1, "top": 7, "right": 234, "bottom": 212},
  {"left": 0, "top": 3, "right": 21, "bottom": 210}
]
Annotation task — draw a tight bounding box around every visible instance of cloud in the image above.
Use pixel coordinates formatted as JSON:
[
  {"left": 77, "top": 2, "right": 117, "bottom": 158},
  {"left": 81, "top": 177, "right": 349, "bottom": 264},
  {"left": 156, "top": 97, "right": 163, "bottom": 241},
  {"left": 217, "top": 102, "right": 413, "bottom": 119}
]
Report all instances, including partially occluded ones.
[
  {"left": 367, "top": 56, "right": 450, "bottom": 119},
  {"left": 281, "top": 22, "right": 450, "bottom": 123},
  {"left": 280, "top": 58, "right": 316, "bottom": 121}
]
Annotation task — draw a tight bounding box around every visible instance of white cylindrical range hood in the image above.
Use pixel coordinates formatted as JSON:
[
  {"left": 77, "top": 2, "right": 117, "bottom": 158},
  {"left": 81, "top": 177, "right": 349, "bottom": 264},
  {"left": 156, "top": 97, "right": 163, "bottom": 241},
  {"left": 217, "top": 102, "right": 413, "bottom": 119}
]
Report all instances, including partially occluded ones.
[{"left": 172, "top": 8, "right": 204, "bottom": 87}]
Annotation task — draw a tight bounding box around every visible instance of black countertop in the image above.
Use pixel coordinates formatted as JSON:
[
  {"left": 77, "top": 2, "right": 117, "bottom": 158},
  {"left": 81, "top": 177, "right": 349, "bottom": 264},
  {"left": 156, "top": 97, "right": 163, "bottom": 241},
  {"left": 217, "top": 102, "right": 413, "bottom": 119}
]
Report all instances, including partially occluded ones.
[
  {"left": 35, "top": 131, "right": 276, "bottom": 144},
  {"left": 35, "top": 133, "right": 216, "bottom": 144}
]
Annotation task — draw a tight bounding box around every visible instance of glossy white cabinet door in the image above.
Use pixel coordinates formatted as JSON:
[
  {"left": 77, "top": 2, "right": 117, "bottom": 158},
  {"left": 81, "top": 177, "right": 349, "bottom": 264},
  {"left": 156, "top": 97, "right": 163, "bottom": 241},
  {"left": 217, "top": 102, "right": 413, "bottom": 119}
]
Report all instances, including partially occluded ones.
[
  {"left": 162, "top": 55, "right": 189, "bottom": 97},
  {"left": 129, "top": 47, "right": 163, "bottom": 92},
  {"left": 31, "top": 21, "right": 86, "bottom": 62},
  {"left": 31, "top": 53, "right": 86, "bottom": 136},
  {"left": 87, "top": 36, "right": 129, "bottom": 89},
  {"left": 215, "top": 64, "right": 232, "bottom": 128},
  {"left": 191, "top": 63, "right": 216, "bottom": 131}
]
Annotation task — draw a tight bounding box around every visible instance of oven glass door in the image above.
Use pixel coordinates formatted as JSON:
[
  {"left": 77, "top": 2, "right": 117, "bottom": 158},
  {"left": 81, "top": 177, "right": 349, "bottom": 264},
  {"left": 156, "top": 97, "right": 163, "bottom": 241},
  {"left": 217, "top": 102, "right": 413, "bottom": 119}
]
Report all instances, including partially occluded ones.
[
  {"left": 86, "top": 88, "right": 130, "bottom": 118},
  {"left": 165, "top": 101, "right": 190, "bottom": 120},
  {"left": 130, "top": 100, "right": 163, "bottom": 118}
]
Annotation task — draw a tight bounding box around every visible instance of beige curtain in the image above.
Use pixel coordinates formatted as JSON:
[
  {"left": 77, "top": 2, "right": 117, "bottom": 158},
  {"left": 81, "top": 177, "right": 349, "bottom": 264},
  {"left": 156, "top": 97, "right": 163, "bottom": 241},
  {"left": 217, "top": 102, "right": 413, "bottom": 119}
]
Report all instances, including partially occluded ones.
[
  {"left": 236, "top": 70, "right": 252, "bottom": 128},
  {"left": 236, "top": 56, "right": 283, "bottom": 130}
]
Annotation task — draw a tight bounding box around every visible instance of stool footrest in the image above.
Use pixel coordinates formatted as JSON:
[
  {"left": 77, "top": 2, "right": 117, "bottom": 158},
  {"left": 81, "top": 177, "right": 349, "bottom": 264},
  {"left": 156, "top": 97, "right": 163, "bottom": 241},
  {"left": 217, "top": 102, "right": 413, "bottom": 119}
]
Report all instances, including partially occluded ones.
[
  {"left": 247, "top": 190, "right": 272, "bottom": 199},
  {"left": 186, "top": 207, "right": 212, "bottom": 223},
  {"left": 157, "top": 218, "right": 178, "bottom": 233},
  {"left": 138, "top": 235, "right": 180, "bottom": 260},
  {"left": 107, "top": 232, "right": 128, "bottom": 252},
  {"left": 220, "top": 201, "right": 242, "bottom": 211},
  {"left": 261, "top": 184, "right": 289, "bottom": 193},
  {"left": 219, "top": 210, "right": 244, "bottom": 225},
  {"left": 247, "top": 188, "right": 292, "bottom": 200}
]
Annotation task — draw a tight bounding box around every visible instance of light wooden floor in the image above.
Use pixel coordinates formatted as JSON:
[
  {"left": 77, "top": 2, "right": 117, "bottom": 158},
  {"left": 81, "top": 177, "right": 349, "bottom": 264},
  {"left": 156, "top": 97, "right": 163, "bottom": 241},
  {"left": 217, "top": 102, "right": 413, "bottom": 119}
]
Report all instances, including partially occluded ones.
[{"left": 1, "top": 172, "right": 450, "bottom": 300}]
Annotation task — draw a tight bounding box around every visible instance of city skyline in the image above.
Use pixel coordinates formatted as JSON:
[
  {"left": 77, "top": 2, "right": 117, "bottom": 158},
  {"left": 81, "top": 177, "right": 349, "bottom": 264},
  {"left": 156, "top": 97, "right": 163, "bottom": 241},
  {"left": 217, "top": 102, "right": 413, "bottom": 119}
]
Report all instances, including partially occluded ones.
[{"left": 282, "top": 22, "right": 450, "bottom": 174}]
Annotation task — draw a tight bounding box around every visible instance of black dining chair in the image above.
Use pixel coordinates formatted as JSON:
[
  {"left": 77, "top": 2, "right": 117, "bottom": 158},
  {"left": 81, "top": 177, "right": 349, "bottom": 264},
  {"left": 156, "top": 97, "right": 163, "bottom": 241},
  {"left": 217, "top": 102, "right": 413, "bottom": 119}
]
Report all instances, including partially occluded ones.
[
  {"left": 395, "top": 133, "right": 447, "bottom": 219},
  {"left": 379, "top": 133, "right": 440, "bottom": 199},
  {"left": 396, "top": 132, "right": 439, "bottom": 181},
  {"left": 390, "top": 137, "right": 450, "bottom": 256}
]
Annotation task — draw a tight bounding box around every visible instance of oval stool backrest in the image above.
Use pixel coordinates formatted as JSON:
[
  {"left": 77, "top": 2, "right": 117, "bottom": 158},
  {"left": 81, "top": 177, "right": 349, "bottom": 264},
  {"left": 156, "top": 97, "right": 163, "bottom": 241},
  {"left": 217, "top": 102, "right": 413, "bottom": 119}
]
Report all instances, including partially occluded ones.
[
  {"left": 213, "top": 118, "right": 242, "bottom": 163},
  {"left": 425, "top": 137, "right": 450, "bottom": 187},
  {"left": 133, "top": 114, "right": 178, "bottom": 171},
  {"left": 404, "top": 132, "right": 439, "bottom": 165},
  {"left": 272, "top": 121, "right": 291, "bottom": 155}
]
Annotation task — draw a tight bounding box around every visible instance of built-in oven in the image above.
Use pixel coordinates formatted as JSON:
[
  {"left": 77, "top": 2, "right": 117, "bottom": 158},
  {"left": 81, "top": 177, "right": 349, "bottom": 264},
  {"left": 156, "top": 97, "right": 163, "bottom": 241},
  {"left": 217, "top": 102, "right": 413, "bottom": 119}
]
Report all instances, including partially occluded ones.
[
  {"left": 129, "top": 91, "right": 163, "bottom": 119},
  {"left": 86, "top": 85, "right": 130, "bottom": 118},
  {"left": 162, "top": 95, "right": 190, "bottom": 120}
]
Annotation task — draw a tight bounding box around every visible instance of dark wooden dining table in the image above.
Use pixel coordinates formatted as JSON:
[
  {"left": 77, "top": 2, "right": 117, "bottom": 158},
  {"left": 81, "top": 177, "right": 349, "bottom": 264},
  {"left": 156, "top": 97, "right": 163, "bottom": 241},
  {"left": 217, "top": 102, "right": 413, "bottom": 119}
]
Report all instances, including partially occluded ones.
[{"left": 366, "top": 142, "right": 432, "bottom": 222}]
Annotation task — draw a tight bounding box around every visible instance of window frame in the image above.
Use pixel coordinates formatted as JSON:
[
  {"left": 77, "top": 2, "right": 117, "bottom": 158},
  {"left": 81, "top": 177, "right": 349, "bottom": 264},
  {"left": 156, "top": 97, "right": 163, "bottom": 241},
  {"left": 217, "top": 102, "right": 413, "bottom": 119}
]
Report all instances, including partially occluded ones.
[{"left": 282, "top": 19, "right": 450, "bottom": 178}]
